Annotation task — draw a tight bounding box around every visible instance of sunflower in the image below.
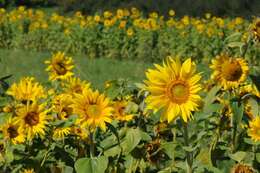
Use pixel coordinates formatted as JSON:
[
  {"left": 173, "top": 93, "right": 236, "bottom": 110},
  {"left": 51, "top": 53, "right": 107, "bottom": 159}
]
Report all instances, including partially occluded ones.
[
  {"left": 231, "top": 163, "right": 254, "bottom": 173},
  {"left": 62, "top": 77, "right": 90, "bottom": 95},
  {"left": 16, "top": 103, "right": 49, "bottom": 141},
  {"left": 6, "top": 77, "right": 45, "bottom": 103},
  {"left": 45, "top": 52, "right": 74, "bottom": 81},
  {"left": 71, "top": 125, "right": 89, "bottom": 140},
  {"left": 248, "top": 116, "right": 260, "bottom": 142},
  {"left": 144, "top": 57, "right": 202, "bottom": 123},
  {"left": 51, "top": 93, "right": 73, "bottom": 120},
  {"left": 1, "top": 118, "right": 25, "bottom": 144},
  {"left": 72, "top": 88, "right": 113, "bottom": 131},
  {"left": 52, "top": 127, "right": 71, "bottom": 141},
  {"left": 210, "top": 55, "right": 249, "bottom": 89},
  {"left": 252, "top": 18, "right": 260, "bottom": 42},
  {"left": 20, "top": 168, "right": 35, "bottom": 173},
  {"left": 239, "top": 84, "right": 260, "bottom": 98},
  {"left": 112, "top": 100, "right": 134, "bottom": 121}
]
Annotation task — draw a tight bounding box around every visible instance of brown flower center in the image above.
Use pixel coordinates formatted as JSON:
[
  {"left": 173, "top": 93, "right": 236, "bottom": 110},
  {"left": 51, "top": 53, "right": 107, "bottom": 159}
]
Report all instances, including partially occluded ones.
[
  {"left": 167, "top": 81, "right": 189, "bottom": 104},
  {"left": 222, "top": 60, "right": 243, "bottom": 81},
  {"left": 53, "top": 62, "right": 67, "bottom": 75},
  {"left": 7, "top": 126, "right": 18, "bottom": 138},
  {"left": 25, "top": 111, "right": 39, "bottom": 126}
]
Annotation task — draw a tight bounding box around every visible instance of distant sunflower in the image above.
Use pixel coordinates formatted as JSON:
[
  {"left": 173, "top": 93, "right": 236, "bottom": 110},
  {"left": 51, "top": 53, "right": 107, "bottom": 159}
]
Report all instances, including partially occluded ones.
[
  {"left": 45, "top": 52, "right": 74, "bottom": 81},
  {"left": 16, "top": 103, "right": 49, "bottom": 141},
  {"left": 252, "top": 18, "right": 260, "bottom": 42},
  {"left": 210, "top": 55, "right": 249, "bottom": 89},
  {"left": 248, "top": 116, "right": 260, "bottom": 142},
  {"left": 144, "top": 57, "right": 202, "bottom": 123},
  {"left": 6, "top": 77, "right": 45, "bottom": 103},
  {"left": 1, "top": 118, "right": 25, "bottom": 144},
  {"left": 112, "top": 100, "right": 134, "bottom": 121},
  {"left": 52, "top": 127, "right": 71, "bottom": 141},
  {"left": 231, "top": 163, "right": 254, "bottom": 173},
  {"left": 62, "top": 77, "right": 90, "bottom": 95},
  {"left": 20, "top": 168, "right": 35, "bottom": 173},
  {"left": 51, "top": 93, "right": 73, "bottom": 120},
  {"left": 72, "top": 88, "right": 113, "bottom": 131}
]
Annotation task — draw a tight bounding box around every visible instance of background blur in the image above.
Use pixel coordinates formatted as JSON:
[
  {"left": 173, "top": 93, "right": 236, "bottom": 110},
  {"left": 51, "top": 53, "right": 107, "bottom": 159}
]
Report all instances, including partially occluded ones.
[{"left": 1, "top": 0, "right": 260, "bottom": 17}]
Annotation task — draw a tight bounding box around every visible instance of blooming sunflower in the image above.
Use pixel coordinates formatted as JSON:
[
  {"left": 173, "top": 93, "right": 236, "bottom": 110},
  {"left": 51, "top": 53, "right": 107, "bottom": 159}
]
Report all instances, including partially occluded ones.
[
  {"left": 16, "top": 103, "right": 49, "bottom": 141},
  {"left": 52, "top": 127, "right": 71, "bottom": 141},
  {"left": 248, "top": 116, "right": 260, "bottom": 142},
  {"left": 20, "top": 168, "right": 35, "bottom": 173},
  {"left": 112, "top": 100, "right": 134, "bottom": 121},
  {"left": 45, "top": 52, "right": 74, "bottom": 81},
  {"left": 1, "top": 118, "right": 25, "bottom": 144},
  {"left": 144, "top": 57, "right": 202, "bottom": 123},
  {"left": 6, "top": 77, "right": 45, "bottom": 103},
  {"left": 210, "top": 55, "right": 249, "bottom": 89},
  {"left": 72, "top": 88, "right": 113, "bottom": 131},
  {"left": 239, "top": 84, "right": 260, "bottom": 98},
  {"left": 71, "top": 125, "right": 89, "bottom": 140},
  {"left": 231, "top": 163, "right": 254, "bottom": 173},
  {"left": 51, "top": 93, "right": 73, "bottom": 120},
  {"left": 62, "top": 77, "right": 90, "bottom": 95}
]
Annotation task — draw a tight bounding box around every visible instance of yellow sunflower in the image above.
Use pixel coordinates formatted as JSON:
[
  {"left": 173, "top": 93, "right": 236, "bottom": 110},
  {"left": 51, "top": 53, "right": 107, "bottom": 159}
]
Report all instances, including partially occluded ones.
[
  {"left": 51, "top": 93, "right": 73, "bottom": 120},
  {"left": 20, "top": 168, "right": 35, "bottom": 173},
  {"left": 45, "top": 52, "right": 74, "bottom": 81},
  {"left": 144, "top": 57, "right": 202, "bottom": 123},
  {"left": 252, "top": 18, "right": 260, "bottom": 42},
  {"left": 52, "top": 127, "right": 71, "bottom": 141},
  {"left": 231, "top": 163, "right": 254, "bottom": 173},
  {"left": 72, "top": 88, "right": 113, "bottom": 131},
  {"left": 112, "top": 100, "right": 134, "bottom": 121},
  {"left": 6, "top": 77, "right": 45, "bottom": 102},
  {"left": 210, "top": 55, "right": 249, "bottom": 89},
  {"left": 62, "top": 77, "right": 90, "bottom": 95},
  {"left": 16, "top": 103, "right": 49, "bottom": 141},
  {"left": 248, "top": 116, "right": 260, "bottom": 142},
  {"left": 1, "top": 118, "right": 25, "bottom": 144},
  {"left": 239, "top": 84, "right": 260, "bottom": 98},
  {"left": 71, "top": 125, "right": 89, "bottom": 140}
]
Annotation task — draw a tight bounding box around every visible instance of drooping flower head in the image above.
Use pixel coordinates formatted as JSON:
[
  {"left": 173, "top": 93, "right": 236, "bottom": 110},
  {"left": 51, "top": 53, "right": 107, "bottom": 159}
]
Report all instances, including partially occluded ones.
[
  {"left": 45, "top": 52, "right": 74, "bottom": 81},
  {"left": 72, "top": 88, "right": 113, "bottom": 131},
  {"left": 51, "top": 93, "right": 73, "bottom": 120},
  {"left": 210, "top": 54, "right": 249, "bottom": 89},
  {"left": 7, "top": 77, "right": 45, "bottom": 103},
  {"left": 144, "top": 57, "right": 202, "bottom": 123}
]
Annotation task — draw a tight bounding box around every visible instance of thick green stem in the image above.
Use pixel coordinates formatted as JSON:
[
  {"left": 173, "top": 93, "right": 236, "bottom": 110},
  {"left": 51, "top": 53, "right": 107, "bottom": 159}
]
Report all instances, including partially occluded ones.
[
  {"left": 182, "top": 121, "right": 193, "bottom": 173},
  {"left": 89, "top": 131, "right": 96, "bottom": 158}
]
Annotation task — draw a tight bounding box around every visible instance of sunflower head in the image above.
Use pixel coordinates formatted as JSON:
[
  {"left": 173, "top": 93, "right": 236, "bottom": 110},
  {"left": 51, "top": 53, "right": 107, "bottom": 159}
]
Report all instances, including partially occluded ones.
[
  {"left": 62, "top": 77, "right": 90, "bottom": 95},
  {"left": 71, "top": 125, "right": 89, "bottom": 140},
  {"left": 20, "top": 168, "right": 35, "bottom": 173},
  {"left": 7, "top": 77, "right": 45, "bottom": 103},
  {"left": 210, "top": 55, "right": 249, "bottom": 89},
  {"left": 52, "top": 127, "right": 71, "bottom": 141},
  {"left": 248, "top": 116, "right": 260, "bottom": 142},
  {"left": 144, "top": 57, "right": 202, "bottom": 123},
  {"left": 112, "top": 100, "right": 134, "bottom": 121},
  {"left": 45, "top": 52, "right": 74, "bottom": 81},
  {"left": 231, "top": 163, "right": 254, "bottom": 173},
  {"left": 51, "top": 93, "right": 73, "bottom": 120},
  {"left": 1, "top": 118, "right": 25, "bottom": 144},
  {"left": 16, "top": 103, "right": 49, "bottom": 141},
  {"left": 252, "top": 18, "right": 260, "bottom": 42},
  {"left": 72, "top": 88, "right": 113, "bottom": 131}
]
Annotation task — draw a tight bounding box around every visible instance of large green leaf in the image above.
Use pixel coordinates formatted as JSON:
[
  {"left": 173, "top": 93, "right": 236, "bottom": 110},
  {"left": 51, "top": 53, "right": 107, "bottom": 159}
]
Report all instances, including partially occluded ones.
[
  {"left": 74, "top": 156, "right": 108, "bottom": 173},
  {"left": 229, "top": 151, "right": 246, "bottom": 162},
  {"left": 231, "top": 102, "right": 244, "bottom": 126}
]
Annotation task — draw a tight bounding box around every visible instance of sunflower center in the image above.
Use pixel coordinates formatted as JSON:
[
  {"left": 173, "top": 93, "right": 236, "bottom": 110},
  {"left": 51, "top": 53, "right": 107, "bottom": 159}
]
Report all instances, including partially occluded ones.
[
  {"left": 25, "top": 111, "right": 39, "bottom": 126},
  {"left": 222, "top": 60, "right": 243, "bottom": 81},
  {"left": 168, "top": 81, "right": 189, "bottom": 104},
  {"left": 87, "top": 105, "right": 101, "bottom": 118},
  {"left": 53, "top": 62, "right": 67, "bottom": 75},
  {"left": 7, "top": 126, "right": 18, "bottom": 138}
]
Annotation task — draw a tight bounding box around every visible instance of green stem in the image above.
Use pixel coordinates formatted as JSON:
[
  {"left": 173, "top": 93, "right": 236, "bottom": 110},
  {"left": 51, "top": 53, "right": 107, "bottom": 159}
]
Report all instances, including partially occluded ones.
[
  {"left": 182, "top": 121, "right": 193, "bottom": 173},
  {"left": 89, "top": 131, "right": 96, "bottom": 158}
]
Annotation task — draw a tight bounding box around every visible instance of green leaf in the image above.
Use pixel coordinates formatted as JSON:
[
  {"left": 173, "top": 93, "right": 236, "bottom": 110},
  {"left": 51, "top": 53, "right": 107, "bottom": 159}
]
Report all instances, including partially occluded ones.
[
  {"left": 247, "top": 98, "right": 259, "bottom": 116},
  {"left": 122, "top": 128, "right": 142, "bottom": 154},
  {"left": 231, "top": 102, "right": 244, "bottom": 126},
  {"left": 227, "top": 42, "right": 245, "bottom": 48},
  {"left": 256, "top": 153, "right": 260, "bottom": 163},
  {"left": 204, "top": 86, "right": 221, "bottom": 105},
  {"left": 229, "top": 151, "right": 246, "bottom": 162},
  {"left": 196, "top": 147, "right": 212, "bottom": 166},
  {"left": 75, "top": 156, "right": 108, "bottom": 173}
]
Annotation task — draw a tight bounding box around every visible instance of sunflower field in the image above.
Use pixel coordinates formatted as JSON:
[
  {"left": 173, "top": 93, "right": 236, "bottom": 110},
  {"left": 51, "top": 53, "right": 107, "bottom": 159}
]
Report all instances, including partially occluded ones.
[{"left": 0, "top": 6, "right": 260, "bottom": 173}]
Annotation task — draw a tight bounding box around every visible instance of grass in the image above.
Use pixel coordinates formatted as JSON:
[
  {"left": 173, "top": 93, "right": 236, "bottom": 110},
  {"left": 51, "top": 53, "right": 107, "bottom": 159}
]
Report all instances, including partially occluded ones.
[{"left": 0, "top": 49, "right": 152, "bottom": 89}]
